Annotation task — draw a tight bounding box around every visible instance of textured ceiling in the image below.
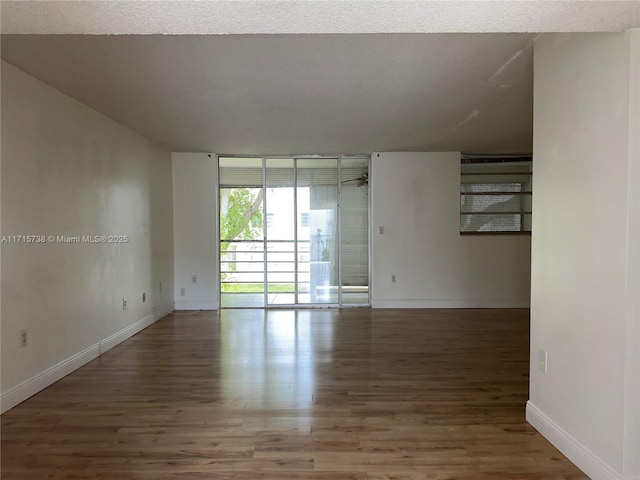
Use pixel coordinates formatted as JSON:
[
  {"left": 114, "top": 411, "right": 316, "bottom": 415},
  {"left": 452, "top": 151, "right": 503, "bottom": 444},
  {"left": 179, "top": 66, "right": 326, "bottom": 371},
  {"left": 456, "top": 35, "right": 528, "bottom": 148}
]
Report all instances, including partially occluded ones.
[
  {"left": 1, "top": 1, "right": 637, "bottom": 154},
  {"left": 2, "top": 1, "right": 639, "bottom": 34}
]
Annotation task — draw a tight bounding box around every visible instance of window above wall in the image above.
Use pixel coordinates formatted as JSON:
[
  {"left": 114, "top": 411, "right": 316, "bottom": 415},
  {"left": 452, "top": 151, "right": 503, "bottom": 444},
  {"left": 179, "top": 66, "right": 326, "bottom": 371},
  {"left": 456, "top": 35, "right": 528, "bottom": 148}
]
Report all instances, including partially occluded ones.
[{"left": 460, "top": 156, "right": 532, "bottom": 235}]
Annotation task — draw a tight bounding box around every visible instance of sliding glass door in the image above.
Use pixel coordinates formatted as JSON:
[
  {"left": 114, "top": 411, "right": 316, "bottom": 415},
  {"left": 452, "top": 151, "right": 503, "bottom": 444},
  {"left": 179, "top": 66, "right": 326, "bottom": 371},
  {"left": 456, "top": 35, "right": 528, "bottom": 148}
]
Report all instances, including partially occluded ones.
[
  {"left": 296, "top": 158, "right": 339, "bottom": 304},
  {"left": 340, "top": 157, "right": 369, "bottom": 305},
  {"left": 219, "top": 156, "right": 369, "bottom": 308}
]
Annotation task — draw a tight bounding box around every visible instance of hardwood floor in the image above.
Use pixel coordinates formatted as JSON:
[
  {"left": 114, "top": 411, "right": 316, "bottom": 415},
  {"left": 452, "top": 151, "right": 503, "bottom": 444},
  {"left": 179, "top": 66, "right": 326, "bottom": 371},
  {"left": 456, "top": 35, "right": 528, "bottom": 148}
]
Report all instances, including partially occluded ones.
[{"left": 1, "top": 308, "right": 587, "bottom": 479}]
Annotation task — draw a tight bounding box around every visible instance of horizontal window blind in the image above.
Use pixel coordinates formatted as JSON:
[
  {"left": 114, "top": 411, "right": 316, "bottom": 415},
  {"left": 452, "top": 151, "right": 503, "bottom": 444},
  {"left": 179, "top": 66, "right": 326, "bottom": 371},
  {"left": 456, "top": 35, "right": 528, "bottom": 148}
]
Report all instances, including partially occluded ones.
[
  {"left": 220, "top": 157, "right": 347, "bottom": 188},
  {"left": 340, "top": 168, "right": 368, "bottom": 286},
  {"left": 460, "top": 157, "right": 532, "bottom": 234}
]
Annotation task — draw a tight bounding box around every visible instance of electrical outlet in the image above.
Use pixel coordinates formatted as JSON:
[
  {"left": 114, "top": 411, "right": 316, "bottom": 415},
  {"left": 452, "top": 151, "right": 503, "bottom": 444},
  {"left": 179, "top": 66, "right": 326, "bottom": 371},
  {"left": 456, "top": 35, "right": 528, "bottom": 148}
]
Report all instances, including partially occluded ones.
[
  {"left": 142, "top": 292, "right": 146, "bottom": 303},
  {"left": 379, "top": 226, "right": 385, "bottom": 234},
  {"left": 538, "top": 349, "right": 548, "bottom": 372},
  {"left": 192, "top": 275, "right": 197, "bottom": 284},
  {"left": 123, "top": 298, "right": 127, "bottom": 310},
  {"left": 180, "top": 288, "right": 186, "bottom": 297},
  {"left": 391, "top": 274, "right": 397, "bottom": 283},
  {"left": 20, "top": 329, "right": 28, "bottom": 348}
]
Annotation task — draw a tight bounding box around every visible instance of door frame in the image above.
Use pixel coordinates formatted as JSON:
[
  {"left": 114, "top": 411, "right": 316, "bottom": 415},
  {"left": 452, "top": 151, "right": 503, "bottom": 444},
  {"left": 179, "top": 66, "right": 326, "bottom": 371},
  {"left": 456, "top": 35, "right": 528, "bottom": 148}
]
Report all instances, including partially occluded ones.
[{"left": 217, "top": 154, "right": 371, "bottom": 309}]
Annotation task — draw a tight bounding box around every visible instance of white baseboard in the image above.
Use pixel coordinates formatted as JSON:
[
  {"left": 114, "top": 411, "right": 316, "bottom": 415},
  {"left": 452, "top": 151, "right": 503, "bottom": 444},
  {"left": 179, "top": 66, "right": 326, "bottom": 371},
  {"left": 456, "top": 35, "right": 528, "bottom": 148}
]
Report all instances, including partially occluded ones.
[
  {"left": 1, "top": 343, "right": 101, "bottom": 414},
  {"left": 526, "top": 401, "right": 638, "bottom": 480},
  {"left": 98, "top": 303, "right": 175, "bottom": 354},
  {"left": 174, "top": 300, "right": 218, "bottom": 310},
  {"left": 1, "top": 302, "right": 175, "bottom": 414},
  {"left": 371, "top": 299, "right": 530, "bottom": 309}
]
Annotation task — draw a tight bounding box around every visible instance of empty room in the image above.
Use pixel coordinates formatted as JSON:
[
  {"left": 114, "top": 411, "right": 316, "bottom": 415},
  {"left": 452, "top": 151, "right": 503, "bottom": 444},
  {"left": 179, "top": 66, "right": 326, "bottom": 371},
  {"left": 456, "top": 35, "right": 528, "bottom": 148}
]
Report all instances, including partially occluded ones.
[{"left": 1, "top": 1, "right": 639, "bottom": 479}]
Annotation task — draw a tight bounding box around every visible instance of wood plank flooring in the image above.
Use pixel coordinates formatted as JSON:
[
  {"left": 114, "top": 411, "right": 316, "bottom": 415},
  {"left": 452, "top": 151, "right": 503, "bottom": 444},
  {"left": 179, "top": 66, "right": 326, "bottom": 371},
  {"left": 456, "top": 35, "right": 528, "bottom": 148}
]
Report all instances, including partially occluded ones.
[{"left": 1, "top": 308, "right": 587, "bottom": 479}]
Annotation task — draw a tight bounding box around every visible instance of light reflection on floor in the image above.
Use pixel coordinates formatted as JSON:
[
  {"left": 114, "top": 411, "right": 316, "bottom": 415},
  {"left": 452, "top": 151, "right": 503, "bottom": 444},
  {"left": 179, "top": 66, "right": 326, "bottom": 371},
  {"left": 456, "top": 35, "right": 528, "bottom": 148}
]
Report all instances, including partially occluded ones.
[{"left": 218, "top": 309, "right": 337, "bottom": 410}]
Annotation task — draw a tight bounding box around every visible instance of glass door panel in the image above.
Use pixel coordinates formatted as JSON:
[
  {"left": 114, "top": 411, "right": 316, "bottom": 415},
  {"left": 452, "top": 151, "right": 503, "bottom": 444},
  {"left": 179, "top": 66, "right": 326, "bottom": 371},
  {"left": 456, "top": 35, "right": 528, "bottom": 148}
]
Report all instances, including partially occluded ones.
[
  {"left": 340, "top": 157, "right": 370, "bottom": 305},
  {"left": 219, "top": 157, "right": 265, "bottom": 308},
  {"left": 296, "top": 158, "right": 339, "bottom": 305},
  {"left": 265, "top": 159, "right": 296, "bottom": 305}
]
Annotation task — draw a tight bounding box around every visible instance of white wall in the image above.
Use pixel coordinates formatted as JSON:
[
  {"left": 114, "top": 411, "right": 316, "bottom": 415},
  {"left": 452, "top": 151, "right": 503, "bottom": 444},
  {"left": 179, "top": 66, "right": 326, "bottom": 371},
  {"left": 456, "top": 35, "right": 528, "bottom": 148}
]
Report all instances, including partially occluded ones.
[
  {"left": 370, "top": 152, "right": 531, "bottom": 308},
  {"left": 1, "top": 61, "right": 175, "bottom": 412},
  {"left": 172, "top": 152, "right": 218, "bottom": 310},
  {"left": 528, "top": 31, "right": 639, "bottom": 480}
]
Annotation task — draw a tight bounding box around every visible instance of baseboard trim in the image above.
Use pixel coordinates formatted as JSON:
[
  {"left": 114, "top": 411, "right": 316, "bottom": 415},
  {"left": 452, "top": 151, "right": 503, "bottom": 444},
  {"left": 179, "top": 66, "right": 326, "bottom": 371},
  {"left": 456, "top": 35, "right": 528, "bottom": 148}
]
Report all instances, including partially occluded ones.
[
  {"left": 1, "top": 343, "right": 101, "bottom": 414},
  {"left": 526, "top": 401, "right": 638, "bottom": 480},
  {"left": 371, "top": 299, "right": 530, "bottom": 309},
  {"left": 174, "top": 301, "right": 218, "bottom": 310},
  {"left": 98, "top": 303, "right": 174, "bottom": 354},
  {"left": 1, "top": 302, "right": 175, "bottom": 414}
]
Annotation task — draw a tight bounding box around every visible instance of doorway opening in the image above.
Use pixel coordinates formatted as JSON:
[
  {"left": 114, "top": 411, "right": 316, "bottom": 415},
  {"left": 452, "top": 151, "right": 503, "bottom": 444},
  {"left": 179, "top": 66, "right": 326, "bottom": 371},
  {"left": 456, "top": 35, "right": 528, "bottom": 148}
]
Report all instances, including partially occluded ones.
[{"left": 219, "top": 156, "right": 369, "bottom": 308}]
